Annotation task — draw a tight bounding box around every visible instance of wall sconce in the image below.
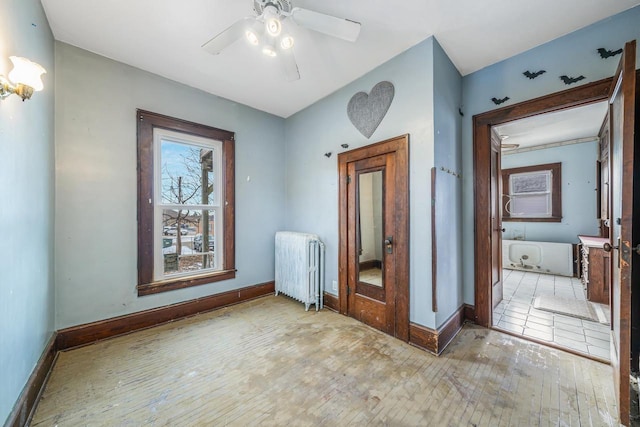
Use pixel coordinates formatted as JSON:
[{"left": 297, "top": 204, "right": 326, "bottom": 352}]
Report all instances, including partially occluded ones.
[{"left": 0, "top": 56, "right": 46, "bottom": 101}]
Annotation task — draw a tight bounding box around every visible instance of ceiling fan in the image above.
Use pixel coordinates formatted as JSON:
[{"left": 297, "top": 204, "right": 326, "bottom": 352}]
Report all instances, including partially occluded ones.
[{"left": 201, "top": 0, "right": 362, "bottom": 81}]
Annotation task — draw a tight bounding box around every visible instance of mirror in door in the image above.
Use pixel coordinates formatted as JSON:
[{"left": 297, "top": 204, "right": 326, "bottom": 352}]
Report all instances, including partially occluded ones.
[{"left": 358, "top": 170, "right": 384, "bottom": 288}]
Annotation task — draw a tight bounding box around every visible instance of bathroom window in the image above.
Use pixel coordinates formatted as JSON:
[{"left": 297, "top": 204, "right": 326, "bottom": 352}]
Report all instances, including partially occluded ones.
[{"left": 502, "top": 162, "right": 561, "bottom": 222}]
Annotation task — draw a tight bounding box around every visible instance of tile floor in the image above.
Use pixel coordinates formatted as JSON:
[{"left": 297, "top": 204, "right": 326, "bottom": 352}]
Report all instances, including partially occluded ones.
[{"left": 493, "top": 269, "right": 611, "bottom": 361}]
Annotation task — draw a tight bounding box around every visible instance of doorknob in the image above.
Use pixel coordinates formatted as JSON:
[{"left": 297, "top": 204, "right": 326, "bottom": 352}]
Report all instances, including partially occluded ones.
[
  {"left": 384, "top": 236, "right": 393, "bottom": 254},
  {"left": 604, "top": 242, "right": 640, "bottom": 255}
]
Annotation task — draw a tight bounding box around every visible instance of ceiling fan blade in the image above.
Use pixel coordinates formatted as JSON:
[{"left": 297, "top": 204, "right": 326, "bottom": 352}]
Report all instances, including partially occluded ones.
[
  {"left": 279, "top": 49, "right": 300, "bottom": 82},
  {"left": 202, "top": 17, "right": 255, "bottom": 55},
  {"left": 290, "top": 7, "right": 361, "bottom": 42}
]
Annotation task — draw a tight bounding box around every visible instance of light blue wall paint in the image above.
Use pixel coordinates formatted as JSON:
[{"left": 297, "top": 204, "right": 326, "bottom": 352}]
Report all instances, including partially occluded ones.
[
  {"left": 285, "top": 38, "right": 438, "bottom": 328},
  {"left": 501, "top": 141, "right": 600, "bottom": 244},
  {"left": 461, "top": 6, "right": 640, "bottom": 304},
  {"left": 0, "top": 0, "right": 55, "bottom": 423},
  {"left": 54, "top": 43, "right": 286, "bottom": 329},
  {"left": 432, "top": 39, "right": 463, "bottom": 326}
]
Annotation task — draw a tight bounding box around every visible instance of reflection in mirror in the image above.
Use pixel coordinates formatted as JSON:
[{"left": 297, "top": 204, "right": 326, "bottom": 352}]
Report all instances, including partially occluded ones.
[{"left": 358, "top": 170, "right": 383, "bottom": 287}]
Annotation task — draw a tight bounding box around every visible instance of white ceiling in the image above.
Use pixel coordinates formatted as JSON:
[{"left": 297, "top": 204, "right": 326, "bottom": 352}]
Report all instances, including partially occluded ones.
[
  {"left": 494, "top": 101, "right": 608, "bottom": 151},
  {"left": 40, "top": 0, "right": 640, "bottom": 118}
]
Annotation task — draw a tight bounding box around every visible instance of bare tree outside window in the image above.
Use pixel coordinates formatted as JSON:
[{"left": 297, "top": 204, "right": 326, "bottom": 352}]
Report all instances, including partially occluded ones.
[{"left": 161, "top": 142, "right": 216, "bottom": 273}]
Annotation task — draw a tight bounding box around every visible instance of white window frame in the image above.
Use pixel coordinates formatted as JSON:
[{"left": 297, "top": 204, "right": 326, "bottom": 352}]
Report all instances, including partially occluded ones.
[{"left": 152, "top": 128, "right": 224, "bottom": 281}]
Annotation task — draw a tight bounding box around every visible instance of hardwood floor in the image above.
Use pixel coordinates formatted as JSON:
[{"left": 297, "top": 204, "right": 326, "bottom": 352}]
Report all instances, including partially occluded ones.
[{"left": 31, "top": 295, "right": 618, "bottom": 426}]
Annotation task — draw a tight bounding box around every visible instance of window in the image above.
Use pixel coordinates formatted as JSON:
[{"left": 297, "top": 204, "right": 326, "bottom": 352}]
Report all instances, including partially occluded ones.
[
  {"left": 137, "top": 110, "right": 235, "bottom": 296},
  {"left": 502, "top": 162, "right": 561, "bottom": 222}
]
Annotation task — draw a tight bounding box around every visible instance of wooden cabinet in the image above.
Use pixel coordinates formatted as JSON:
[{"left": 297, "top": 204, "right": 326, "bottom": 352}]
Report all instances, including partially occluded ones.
[{"left": 578, "top": 235, "right": 610, "bottom": 305}]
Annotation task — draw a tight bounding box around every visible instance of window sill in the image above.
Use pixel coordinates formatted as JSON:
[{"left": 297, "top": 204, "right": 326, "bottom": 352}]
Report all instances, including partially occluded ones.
[
  {"left": 138, "top": 269, "right": 236, "bottom": 296},
  {"left": 503, "top": 217, "right": 562, "bottom": 223}
]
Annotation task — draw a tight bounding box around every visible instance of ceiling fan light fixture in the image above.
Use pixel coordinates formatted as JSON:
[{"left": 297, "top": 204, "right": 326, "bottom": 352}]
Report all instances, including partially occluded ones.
[
  {"left": 245, "top": 29, "right": 260, "bottom": 45},
  {"left": 280, "top": 35, "right": 294, "bottom": 50}
]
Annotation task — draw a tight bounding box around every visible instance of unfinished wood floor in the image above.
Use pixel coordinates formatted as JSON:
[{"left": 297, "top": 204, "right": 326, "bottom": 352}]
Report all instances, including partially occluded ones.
[{"left": 31, "top": 295, "right": 618, "bottom": 426}]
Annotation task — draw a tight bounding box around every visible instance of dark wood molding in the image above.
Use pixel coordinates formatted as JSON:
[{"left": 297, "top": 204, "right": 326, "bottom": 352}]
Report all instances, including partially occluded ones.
[
  {"left": 57, "top": 282, "right": 274, "bottom": 350},
  {"left": 323, "top": 292, "right": 339, "bottom": 312},
  {"left": 136, "top": 109, "right": 236, "bottom": 295},
  {"left": 338, "top": 134, "right": 410, "bottom": 342},
  {"left": 473, "top": 76, "right": 614, "bottom": 328},
  {"left": 138, "top": 269, "right": 237, "bottom": 296},
  {"left": 409, "top": 322, "right": 438, "bottom": 354},
  {"left": 409, "top": 305, "right": 466, "bottom": 355},
  {"left": 431, "top": 167, "right": 438, "bottom": 312},
  {"left": 5, "top": 333, "right": 58, "bottom": 427},
  {"left": 463, "top": 304, "right": 476, "bottom": 323}
]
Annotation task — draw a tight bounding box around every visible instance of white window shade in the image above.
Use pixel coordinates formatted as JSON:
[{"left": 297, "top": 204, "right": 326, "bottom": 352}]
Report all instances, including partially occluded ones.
[{"left": 509, "top": 170, "right": 552, "bottom": 217}]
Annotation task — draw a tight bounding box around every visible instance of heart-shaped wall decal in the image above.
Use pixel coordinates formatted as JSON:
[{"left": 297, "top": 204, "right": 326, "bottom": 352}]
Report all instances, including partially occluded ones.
[{"left": 347, "top": 81, "right": 395, "bottom": 139}]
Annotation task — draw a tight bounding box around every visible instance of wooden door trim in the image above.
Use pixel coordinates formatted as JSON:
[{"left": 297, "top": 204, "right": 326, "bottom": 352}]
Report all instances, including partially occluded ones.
[
  {"left": 338, "top": 134, "right": 410, "bottom": 341},
  {"left": 473, "top": 78, "right": 613, "bottom": 327},
  {"left": 609, "top": 41, "right": 636, "bottom": 427}
]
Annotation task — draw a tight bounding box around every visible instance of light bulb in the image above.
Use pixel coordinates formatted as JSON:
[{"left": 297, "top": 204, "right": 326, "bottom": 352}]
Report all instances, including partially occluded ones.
[
  {"left": 262, "top": 45, "right": 277, "bottom": 57},
  {"left": 280, "top": 36, "right": 294, "bottom": 50},
  {"left": 245, "top": 30, "right": 259, "bottom": 46},
  {"left": 265, "top": 17, "right": 281, "bottom": 37}
]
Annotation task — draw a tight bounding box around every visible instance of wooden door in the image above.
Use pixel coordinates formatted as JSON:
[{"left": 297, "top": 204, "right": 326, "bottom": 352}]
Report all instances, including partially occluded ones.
[
  {"left": 607, "top": 40, "right": 636, "bottom": 427},
  {"left": 338, "top": 135, "right": 409, "bottom": 341},
  {"left": 491, "top": 133, "right": 503, "bottom": 309},
  {"left": 347, "top": 154, "right": 396, "bottom": 333}
]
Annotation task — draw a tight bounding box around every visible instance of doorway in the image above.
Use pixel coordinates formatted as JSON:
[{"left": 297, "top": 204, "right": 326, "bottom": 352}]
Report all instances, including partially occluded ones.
[
  {"left": 490, "top": 101, "right": 612, "bottom": 361},
  {"left": 473, "top": 40, "right": 637, "bottom": 426},
  {"left": 338, "top": 134, "right": 409, "bottom": 341}
]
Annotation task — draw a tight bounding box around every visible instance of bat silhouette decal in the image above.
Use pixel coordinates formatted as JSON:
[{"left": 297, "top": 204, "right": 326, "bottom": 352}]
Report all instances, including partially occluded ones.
[
  {"left": 597, "top": 48, "right": 623, "bottom": 59},
  {"left": 560, "top": 75, "right": 585, "bottom": 85},
  {"left": 491, "top": 97, "right": 510, "bottom": 105},
  {"left": 523, "top": 70, "right": 546, "bottom": 79}
]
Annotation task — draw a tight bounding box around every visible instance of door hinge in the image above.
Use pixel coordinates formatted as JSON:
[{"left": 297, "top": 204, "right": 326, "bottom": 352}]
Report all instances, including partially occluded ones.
[{"left": 347, "top": 175, "right": 351, "bottom": 184}]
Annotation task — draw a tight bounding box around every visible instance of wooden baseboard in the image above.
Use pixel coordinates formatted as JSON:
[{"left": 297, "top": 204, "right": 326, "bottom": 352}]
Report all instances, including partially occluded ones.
[
  {"left": 56, "top": 281, "right": 275, "bottom": 350},
  {"left": 323, "top": 292, "right": 339, "bottom": 312},
  {"left": 463, "top": 304, "right": 476, "bottom": 323},
  {"left": 409, "top": 305, "right": 466, "bottom": 355},
  {"left": 5, "top": 332, "right": 58, "bottom": 427},
  {"left": 359, "top": 260, "right": 382, "bottom": 270}
]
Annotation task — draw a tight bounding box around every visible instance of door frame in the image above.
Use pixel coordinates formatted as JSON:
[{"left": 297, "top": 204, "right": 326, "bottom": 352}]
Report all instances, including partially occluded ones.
[
  {"left": 473, "top": 78, "right": 613, "bottom": 327},
  {"left": 338, "top": 134, "right": 410, "bottom": 341}
]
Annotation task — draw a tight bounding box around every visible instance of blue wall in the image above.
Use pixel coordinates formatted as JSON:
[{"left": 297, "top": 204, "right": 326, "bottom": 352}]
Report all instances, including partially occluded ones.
[
  {"left": 501, "top": 141, "right": 600, "bottom": 243},
  {"left": 0, "top": 0, "right": 56, "bottom": 423},
  {"left": 285, "top": 37, "right": 462, "bottom": 329},
  {"left": 54, "top": 43, "right": 287, "bottom": 329},
  {"left": 461, "top": 6, "right": 640, "bottom": 304},
  {"left": 433, "top": 40, "right": 463, "bottom": 326},
  {"left": 285, "top": 38, "right": 439, "bottom": 328}
]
